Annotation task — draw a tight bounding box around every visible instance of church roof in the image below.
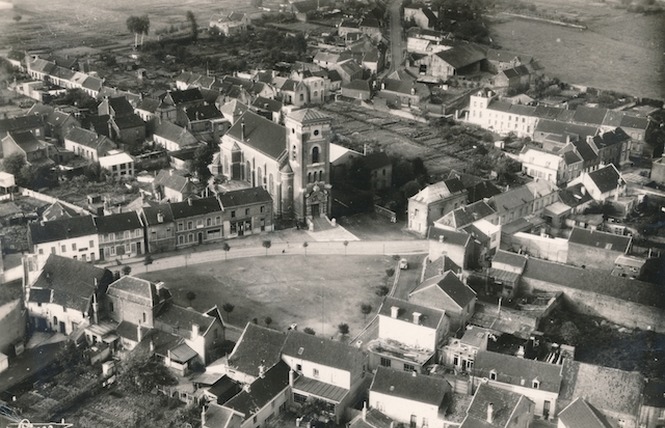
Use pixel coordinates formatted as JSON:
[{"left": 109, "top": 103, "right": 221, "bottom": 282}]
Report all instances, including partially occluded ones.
[
  {"left": 288, "top": 108, "right": 331, "bottom": 123},
  {"left": 227, "top": 111, "right": 286, "bottom": 160}
]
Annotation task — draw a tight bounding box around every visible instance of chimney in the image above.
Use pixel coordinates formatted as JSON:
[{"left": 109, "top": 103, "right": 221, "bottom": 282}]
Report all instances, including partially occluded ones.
[
  {"left": 92, "top": 293, "right": 99, "bottom": 324},
  {"left": 188, "top": 198, "right": 193, "bottom": 206},
  {"left": 487, "top": 403, "right": 494, "bottom": 424},
  {"left": 412, "top": 311, "right": 421, "bottom": 325},
  {"left": 241, "top": 120, "right": 246, "bottom": 141},
  {"left": 516, "top": 345, "right": 525, "bottom": 358},
  {"left": 201, "top": 405, "right": 206, "bottom": 427},
  {"left": 157, "top": 211, "right": 164, "bottom": 223},
  {"left": 581, "top": 186, "right": 586, "bottom": 195},
  {"left": 439, "top": 235, "right": 444, "bottom": 243},
  {"left": 192, "top": 323, "right": 200, "bottom": 337},
  {"left": 169, "top": 169, "right": 174, "bottom": 176},
  {"left": 289, "top": 369, "right": 295, "bottom": 387},
  {"left": 137, "top": 323, "right": 143, "bottom": 343},
  {"left": 390, "top": 306, "right": 399, "bottom": 318},
  {"left": 362, "top": 402, "right": 367, "bottom": 421}
]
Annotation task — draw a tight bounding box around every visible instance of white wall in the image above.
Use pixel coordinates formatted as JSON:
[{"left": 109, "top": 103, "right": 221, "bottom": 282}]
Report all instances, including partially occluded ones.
[
  {"left": 282, "top": 355, "right": 351, "bottom": 390},
  {"left": 34, "top": 234, "right": 100, "bottom": 263},
  {"left": 378, "top": 315, "right": 439, "bottom": 351},
  {"left": 27, "top": 301, "right": 88, "bottom": 335},
  {"left": 370, "top": 391, "right": 444, "bottom": 428}
]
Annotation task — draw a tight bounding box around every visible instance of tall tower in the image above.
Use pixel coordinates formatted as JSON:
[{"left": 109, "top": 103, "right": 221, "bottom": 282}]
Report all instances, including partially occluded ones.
[{"left": 284, "top": 109, "right": 332, "bottom": 221}]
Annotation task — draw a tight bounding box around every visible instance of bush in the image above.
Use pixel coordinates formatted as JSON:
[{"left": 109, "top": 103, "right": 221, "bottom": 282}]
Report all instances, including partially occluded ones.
[
  {"left": 376, "top": 285, "right": 389, "bottom": 296},
  {"left": 385, "top": 268, "right": 395, "bottom": 277},
  {"left": 303, "top": 327, "right": 316, "bottom": 335}
]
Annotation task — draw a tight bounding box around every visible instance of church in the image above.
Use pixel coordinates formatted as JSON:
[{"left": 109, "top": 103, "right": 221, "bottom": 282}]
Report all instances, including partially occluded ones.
[{"left": 219, "top": 108, "right": 332, "bottom": 222}]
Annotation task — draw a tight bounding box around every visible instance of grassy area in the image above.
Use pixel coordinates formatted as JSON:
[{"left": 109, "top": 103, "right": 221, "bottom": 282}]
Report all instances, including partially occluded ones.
[{"left": 138, "top": 255, "right": 394, "bottom": 339}]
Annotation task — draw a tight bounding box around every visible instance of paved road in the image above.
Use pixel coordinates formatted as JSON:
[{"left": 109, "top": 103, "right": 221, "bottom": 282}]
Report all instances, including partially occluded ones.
[{"left": 388, "top": 0, "right": 405, "bottom": 72}]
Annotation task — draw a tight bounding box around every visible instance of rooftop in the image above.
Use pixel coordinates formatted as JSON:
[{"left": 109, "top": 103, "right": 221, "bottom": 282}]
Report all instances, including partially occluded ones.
[
  {"left": 94, "top": 211, "right": 142, "bottom": 234},
  {"left": 226, "top": 111, "right": 286, "bottom": 160},
  {"left": 568, "top": 227, "right": 631, "bottom": 252},
  {"left": 218, "top": 187, "right": 272, "bottom": 209},
  {"left": 410, "top": 271, "right": 476, "bottom": 309},
  {"left": 227, "top": 323, "right": 287, "bottom": 378},
  {"left": 281, "top": 330, "right": 365, "bottom": 372},
  {"left": 558, "top": 397, "right": 614, "bottom": 428},
  {"left": 170, "top": 196, "right": 222, "bottom": 219},
  {"left": 222, "top": 361, "right": 291, "bottom": 418},
  {"left": 29, "top": 215, "right": 97, "bottom": 244},
  {"left": 461, "top": 382, "right": 529, "bottom": 428},
  {"left": 378, "top": 296, "right": 446, "bottom": 329},
  {"left": 473, "top": 350, "right": 563, "bottom": 394},
  {"left": 370, "top": 366, "right": 451, "bottom": 406}
]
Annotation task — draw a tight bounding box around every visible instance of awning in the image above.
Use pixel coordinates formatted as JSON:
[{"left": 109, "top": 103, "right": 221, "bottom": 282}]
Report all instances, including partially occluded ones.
[
  {"left": 293, "top": 376, "right": 349, "bottom": 404},
  {"left": 169, "top": 343, "right": 198, "bottom": 363},
  {"left": 488, "top": 268, "right": 520, "bottom": 284}
]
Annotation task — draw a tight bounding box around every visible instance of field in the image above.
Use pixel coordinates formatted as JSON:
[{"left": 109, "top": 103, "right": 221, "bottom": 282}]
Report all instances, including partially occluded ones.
[
  {"left": 138, "top": 254, "right": 395, "bottom": 339},
  {"left": 491, "top": 0, "right": 665, "bottom": 99}
]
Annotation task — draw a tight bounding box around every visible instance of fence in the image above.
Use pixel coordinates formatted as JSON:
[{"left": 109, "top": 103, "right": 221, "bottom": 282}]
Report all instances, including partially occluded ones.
[{"left": 20, "top": 188, "right": 88, "bottom": 214}]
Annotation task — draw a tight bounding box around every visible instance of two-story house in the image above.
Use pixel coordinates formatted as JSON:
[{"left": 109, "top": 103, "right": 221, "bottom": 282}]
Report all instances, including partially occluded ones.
[
  {"left": 218, "top": 187, "right": 274, "bottom": 237},
  {"left": 64, "top": 126, "right": 117, "bottom": 161},
  {"left": 28, "top": 215, "right": 99, "bottom": 262},
  {"left": 95, "top": 211, "right": 145, "bottom": 261},
  {"left": 519, "top": 147, "right": 583, "bottom": 186},
  {"left": 488, "top": 180, "right": 558, "bottom": 226},
  {"left": 281, "top": 330, "right": 368, "bottom": 423},
  {"left": 141, "top": 204, "right": 176, "bottom": 253},
  {"left": 472, "top": 351, "right": 563, "bottom": 420},
  {"left": 409, "top": 271, "right": 476, "bottom": 335},
  {"left": 439, "top": 325, "right": 492, "bottom": 373},
  {"left": 408, "top": 178, "right": 468, "bottom": 236},
  {"left": 568, "top": 164, "right": 625, "bottom": 203},
  {"left": 2, "top": 131, "right": 52, "bottom": 166},
  {"left": 427, "top": 226, "right": 476, "bottom": 270},
  {"left": 171, "top": 196, "right": 224, "bottom": 248},
  {"left": 25, "top": 255, "right": 113, "bottom": 334},
  {"left": 368, "top": 297, "right": 448, "bottom": 373},
  {"left": 224, "top": 322, "right": 287, "bottom": 385},
  {"left": 460, "top": 382, "right": 534, "bottom": 428},
  {"left": 153, "top": 169, "right": 198, "bottom": 202},
  {"left": 0, "top": 114, "right": 45, "bottom": 140},
  {"left": 369, "top": 366, "right": 452, "bottom": 428}
]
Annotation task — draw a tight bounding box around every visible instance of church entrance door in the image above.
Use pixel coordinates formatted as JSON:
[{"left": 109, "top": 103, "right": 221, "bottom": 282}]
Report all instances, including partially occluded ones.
[{"left": 311, "top": 204, "right": 320, "bottom": 218}]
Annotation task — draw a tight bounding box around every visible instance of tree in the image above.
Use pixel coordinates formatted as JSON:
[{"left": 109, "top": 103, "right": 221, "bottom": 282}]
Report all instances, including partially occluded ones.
[
  {"left": 128, "top": 15, "right": 150, "bottom": 48},
  {"left": 138, "top": 15, "right": 150, "bottom": 46},
  {"left": 302, "top": 241, "right": 308, "bottom": 256},
  {"left": 337, "top": 323, "right": 349, "bottom": 336},
  {"left": 264, "top": 316, "right": 273, "bottom": 327},
  {"left": 360, "top": 303, "right": 372, "bottom": 321},
  {"left": 303, "top": 327, "right": 316, "bottom": 335},
  {"left": 117, "top": 353, "right": 177, "bottom": 393},
  {"left": 222, "top": 302, "right": 235, "bottom": 322},
  {"left": 186, "top": 10, "right": 198, "bottom": 42},
  {"left": 122, "top": 265, "right": 132, "bottom": 276},
  {"left": 186, "top": 291, "right": 196, "bottom": 306},
  {"left": 192, "top": 144, "right": 214, "bottom": 181},
  {"left": 2, "top": 153, "right": 26, "bottom": 177},
  {"left": 222, "top": 242, "right": 231, "bottom": 260},
  {"left": 262, "top": 240, "right": 271, "bottom": 256},
  {"left": 84, "top": 161, "right": 102, "bottom": 182}
]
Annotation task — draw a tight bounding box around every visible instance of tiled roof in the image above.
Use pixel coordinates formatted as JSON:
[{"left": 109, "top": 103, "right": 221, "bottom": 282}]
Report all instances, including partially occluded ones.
[
  {"left": 170, "top": 196, "right": 222, "bottom": 219},
  {"left": 222, "top": 361, "right": 291, "bottom": 417},
  {"left": 155, "top": 303, "right": 217, "bottom": 340},
  {"left": 281, "top": 330, "right": 365, "bottom": 372},
  {"left": 486, "top": 49, "right": 532, "bottom": 64},
  {"left": 112, "top": 114, "right": 145, "bottom": 130},
  {"left": 379, "top": 297, "right": 446, "bottom": 329},
  {"left": 65, "top": 127, "right": 116, "bottom": 154},
  {"left": 136, "top": 97, "right": 161, "bottom": 113},
  {"left": 204, "top": 404, "right": 242, "bottom": 428},
  {"left": 154, "top": 169, "right": 196, "bottom": 194},
  {"left": 42, "top": 201, "right": 80, "bottom": 222},
  {"left": 411, "top": 271, "right": 476, "bottom": 308},
  {"left": 252, "top": 97, "right": 282, "bottom": 113},
  {"left": 592, "top": 127, "right": 630, "bottom": 149},
  {"left": 185, "top": 105, "right": 223, "bottom": 121},
  {"left": 492, "top": 250, "right": 528, "bottom": 270},
  {"left": 410, "top": 179, "right": 465, "bottom": 204},
  {"left": 288, "top": 108, "right": 331, "bottom": 123},
  {"left": 117, "top": 320, "right": 151, "bottom": 342},
  {"left": 107, "top": 276, "right": 162, "bottom": 307},
  {"left": 569, "top": 140, "right": 598, "bottom": 163},
  {"left": 533, "top": 106, "right": 566, "bottom": 120},
  {"left": 559, "top": 360, "right": 645, "bottom": 417},
  {"left": 462, "top": 382, "right": 529, "bottom": 428},
  {"left": 142, "top": 204, "right": 174, "bottom": 225},
  {"left": 370, "top": 366, "right": 450, "bottom": 406},
  {"left": 473, "top": 351, "right": 562, "bottom": 393},
  {"left": 226, "top": 111, "right": 286, "bottom": 160},
  {"left": 4, "top": 131, "right": 46, "bottom": 153},
  {"left": 29, "top": 215, "right": 97, "bottom": 244},
  {"left": 427, "top": 227, "right": 471, "bottom": 247},
  {"left": 343, "top": 79, "right": 371, "bottom": 92},
  {"left": 218, "top": 187, "right": 272, "bottom": 209},
  {"left": 587, "top": 164, "right": 623, "bottom": 194},
  {"left": 45, "top": 111, "right": 74, "bottom": 127},
  {"left": 568, "top": 227, "right": 631, "bottom": 252},
  {"left": 502, "top": 65, "right": 530, "bottom": 78},
  {"left": 439, "top": 200, "right": 495, "bottom": 229},
  {"left": 106, "top": 97, "right": 135, "bottom": 117},
  {"left": 619, "top": 114, "right": 648, "bottom": 130},
  {"left": 167, "top": 88, "right": 204, "bottom": 104},
  {"left": 220, "top": 100, "right": 248, "bottom": 118},
  {"left": 436, "top": 44, "right": 486, "bottom": 69},
  {"left": 154, "top": 121, "right": 198, "bottom": 147},
  {"left": 228, "top": 323, "right": 287, "bottom": 378},
  {"left": 558, "top": 397, "right": 614, "bottom": 428},
  {"left": 534, "top": 120, "right": 599, "bottom": 142},
  {"left": 82, "top": 76, "right": 103, "bottom": 91},
  {"left": 94, "top": 211, "right": 142, "bottom": 234},
  {"left": 562, "top": 150, "right": 582, "bottom": 165},
  {"left": 642, "top": 379, "right": 665, "bottom": 408},
  {"left": 572, "top": 106, "right": 608, "bottom": 125}
]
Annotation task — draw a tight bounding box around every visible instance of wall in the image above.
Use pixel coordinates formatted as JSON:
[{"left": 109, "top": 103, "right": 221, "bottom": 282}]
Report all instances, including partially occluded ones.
[
  {"left": 0, "top": 300, "right": 25, "bottom": 354},
  {"left": 27, "top": 301, "right": 87, "bottom": 335},
  {"left": 504, "top": 233, "right": 568, "bottom": 263},
  {"left": 567, "top": 243, "right": 623, "bottom": 271},
  {"left": 21, "top": 188, "right": 87, "bottom": 215},
  {"left": 33, "top": 233, "right": 100, "bottom": 263},
  {"left": 521, "top": 277, "right": 665, "bottom": 333},
  {"left": 370, "top": 391, "right": 444, "bottom": 428},
  {"left": 281, "top": 355, "right": 351, "bottom": 390},
  {"left": 107, "top": 295, "right": 154, "bottom": 328},
  {"left": 378, "top": 315, "right": 439, "bottom": 351}
]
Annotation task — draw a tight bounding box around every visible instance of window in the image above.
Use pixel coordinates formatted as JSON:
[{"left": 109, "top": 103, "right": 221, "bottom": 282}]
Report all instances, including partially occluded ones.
[
  {"left": 38, "top": 249, "right": 44, "bottom": 255},
  {"left": 403, "top": 363, "right": 415, "bottom": 372},
  {"left": 312, "top": 146, "right": 320, "bottom": 163},
  {"left": 489, "top": 370, "right": 497, "bottom": 381},
  {"left": 313, "top": 129, "right": 319, "bottom": 137},
  {"left": 313, "top": 368, "right": 319, "bottom": 378},
  {"left": 187, "top": 221, "right": 193, "bottom": 230},
  {"left": 231, "top": 211, "right": 236, "bottom": 218},
  {"left": 260, "top": 205, "right": 265, "bottom": 213},
  {"left": 143, "top": 312, "right": 147, "bottom": 323},
  {"left": 109, "top": 302, "right": 114, "bottom": 313},
  {"left": 178, "top": 223, "right": 184, "bottom": 231},
  {"left": 61, "top": 245, "right": 66, "bottom": 253},
  {"left": 89, "top": 240, "right": 94, "bottom": 248},
  {"left": 215, "top": 216, "right": 221, "bottom": 225},
  {"left": 380, "top": 357, "right": 391, "bottom": 367},
  {"left": 72, "top": 243, "right": 77, "bottom": 251},
  {"left": 532, "top": 379, "right": 540, "bottom": 389},
  {"left": 453, "top": 355, "right": 459, "bottom": 366},
  {"left": 296, "top": 364, "right": 302, "bottom": 372},
  {"left": 51, "top": 247, "right": 55, "bottom": 254},
  {"left": 245, "top": 208, "right": 250, "bottom": 216},
  {"left": 207, "top": 218, "right": 212, "bottom": 226}
]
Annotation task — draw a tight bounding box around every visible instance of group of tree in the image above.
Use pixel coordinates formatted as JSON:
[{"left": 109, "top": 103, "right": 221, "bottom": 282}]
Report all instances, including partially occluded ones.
[
  {"left": 190, "top": 143, "right": 216, "bottom": 182},
  {"left": 186, "top": 11, "right": 198, "bottom": 41},
  {"left": 117, "top": 351, "right": 177, "bottom": 393},
  {"left": 127, "top": 15, "right": 151, "bottom": 48},
  {"left": 2, "top": 153, "right": 57, "bottom": 189},
  {"left": 429, "top": 0, "right": 491, "bottom": 43}
]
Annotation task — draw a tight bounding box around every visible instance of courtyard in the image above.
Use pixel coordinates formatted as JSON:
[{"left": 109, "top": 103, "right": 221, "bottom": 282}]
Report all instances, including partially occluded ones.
[{"left": 138, "top": 254, "right": 396, "bottom": 340}]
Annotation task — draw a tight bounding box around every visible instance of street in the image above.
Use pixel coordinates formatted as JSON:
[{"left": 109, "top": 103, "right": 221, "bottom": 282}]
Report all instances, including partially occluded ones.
[{"left": 388, "top": 0, "right": 405, "bottom": 72}]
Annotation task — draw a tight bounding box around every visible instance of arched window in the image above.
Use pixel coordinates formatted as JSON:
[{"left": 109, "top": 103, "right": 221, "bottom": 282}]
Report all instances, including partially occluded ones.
[
  {"left": 314, "top": 90, "right": 318, "bottom": 98},
  {"left": 313, "top": 171, "right": 317, "bottom": 182},
  {"left": 257, "top": 168, "right": 263, "bottom": 188},
  {"left": 308, "top": 172, "right": 312, "bottom": 183},
  {"left": 292, "top": 144, "right": 297, "bottom": 160},
  {"left": 319, "top": 170, "right": 324, "bottom": 182},
  {"left": 312, "top": 146, "right": 320, "bottom": 163},
  {"left": 299, "top": 93, "right": 304, "bottom": 102},
  {"left": 269, "top": 174, "right": 274, "bottom": 194},
  {"left": 246, "top": 161, "right": 252, "bottom": 184}
]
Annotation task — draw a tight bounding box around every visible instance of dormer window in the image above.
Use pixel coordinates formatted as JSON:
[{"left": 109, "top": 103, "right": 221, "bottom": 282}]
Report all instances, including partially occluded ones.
[
  {"left": 297, "top": 347, "right": 304, "bottom": 355},
  {"left": 489, "top": 370, "right": 497, "bottom": 381},
  {"left": 532, "top": 379, "right": 540, "bottom": 389}
]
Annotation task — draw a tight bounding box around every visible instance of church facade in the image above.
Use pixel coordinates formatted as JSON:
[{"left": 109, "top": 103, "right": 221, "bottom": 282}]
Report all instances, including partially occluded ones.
[{"left": 219, "top": 108, "right": 332, "bottom": 221}]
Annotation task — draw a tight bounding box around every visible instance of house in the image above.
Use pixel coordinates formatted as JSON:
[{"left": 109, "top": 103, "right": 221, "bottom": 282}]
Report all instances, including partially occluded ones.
[
  {"left": 180, "top": 104, "right": 227, "bottom": 141},
  {"left": 439, "top": 325, "right": 491, "bottom": 373},
  {"left": 218, "top": 187, "right": 274, "bottom": 237},
  {"left": 251, "top": 97, "right": 283, "bottom": 124},
  {"left": 639, "top": 379, "right": 665, "bottom": 428},
  {"left": 568, "top": 164, "right": 625, "bottom": 202},
  {"left": 612, "top": 254, "right": 647, "bottom": 280},
  {"left": 485, "top": 49, "right": 537, "bottom": 73},
  {"left": 25, "top": 255, "right": 113, "bottom": 334},
  {"left": 519, "top": 146, "right": 583, "bottom": 185},
  {"left": 408, "top": 179, "right": 468, "bottom": 236},
  {"left": 44, "top": 110, "right": 80, "bottom": 144},
  {"left": 488, "top": 180, "right": 558, "bottom": 226},
  {"left": 213, "top": 361, "right": 292, "bottom": 428},
  {"left": 348, "top": 407, "right": 395, "bottom": 428},
  {"left": 153, "top": 120, "right": 200, "bottom": 152},
  {"left": 219, "top": 109, "right": 333, "bottom": 222},
  {"left": 364, "top": 152, "right": 392, "bottom": 191},
  {"left": 171, "top": 196, "right": 224, "bottom": 248},
  {"left": 435, "top": 200, "right": 497, "bottom": 230},
  {"left": 157, "top": 89, "right": 205, "bottom": 122},
  {"left": 141, "top": 204, "right": 176, "bottom": 253},
  {"left": 64, "top": 126, "right": 117, "bottom": 161},
  {"left": 106, "top": 276, "right": 171, "bottom": 330},
  {"left": 448, "top": 170, "right": 502, "bottom": 204},
  {"left": 134, "top": 97, "right": 161, "bottom": 122},
  {"left": 534, "top": 120, "right": 599, "bottom": 149},
  {"left": 463, "top": 218, "right": 501, "bottom": 256},
  {"left": 109, "top": 114, "right": 146, "bottom": 147},
  {"left": 334, "top": 60, "right": 364, "bottom": 84},
  {"left": 209, "top": 11, "right": 250, "bottom": 36},
  {"left": 590, "top": 127, "right": 631, "bottom": 167},
  {"left": 368, "top": 297, "right": 448, "bottom": 373},
  {"left": 42, "top": 201, "right": 80, "bottom": 222},
  {"left": 99, "top": 150, "right": 134, "bottom": 179},
  {"left": 558, "top": 360, "right": 645, "bottom": 428},
  {"left": 153, "top": 169, "right": 197, "bottom": 202},
  {"left": 460, "top": 382, "right": 534, "bottom": 428},
  {"left": 409, "top": 270, "right": 476, "bottom": 334},
  {"left": 403, "top": 5, "right": 438, "bottom": 30},
  {"left": 567, "top": 227, "right": 632, "bottom": 271},
  {"left": 224, "top": 322, "right": 287, "bottom": 385},
  {"left": 487, "top": 250, "right": 528, "bottom": 298},
  {"left": 81, "top": 76, "right": 103, "bottom": 98},
  {"left": 98, "top": 96, "right": 135, "bottom": 119},
  {"left": 369, "top": 366, "right": 452, "bottom": 428},
  {"left": 28, "top": 215, "right": 99, "bottom": 262},
  {"left": 424, "top": 44, "right": 486, "bottom": 80},
  {"left": 0, "top": 114, "right": 45, "bottom": 140},
  {"left": 558, "top": 397, "right": 614, "bottom": 428},
  {"left": 472, "top": 350, "right": 563, "bottom": 420},
  {"left": 341, "top": 79, "right": 372, "bottom": 101},
  {"left": 1, "top": 131, "right": 51, "bottom": 166},
  {"left": 492, "top": 65, "right": 531, "bottom": 95},
  {"left": 95, "top": 211, "right": 144, "bottom": 261},
  {"left": 427, "top": 226, "right": 476, "bottom": 270},
  {"left": 376, "top": 79, "right": 430, "bottom": 107},
  {"left": 220, "top": 100, "right": 249, "bottom": 126},
  {"left": 281, "top": 330, "right": 368, "bottom": 423}
]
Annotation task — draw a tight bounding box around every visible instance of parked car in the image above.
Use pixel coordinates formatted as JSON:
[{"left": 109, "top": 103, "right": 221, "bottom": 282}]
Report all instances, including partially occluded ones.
[{"left": 399, "top": 258, "right": 408, "bottom": 270}]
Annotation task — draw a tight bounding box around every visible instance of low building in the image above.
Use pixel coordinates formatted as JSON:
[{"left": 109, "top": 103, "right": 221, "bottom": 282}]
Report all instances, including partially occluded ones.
[
  {"left": 488, "top": 180, "right": 558, "bottom": 226},
  {"left": 566, "top": 227, "right": 632, "bottom": 271},
  {"left": 427, "top": 227, "right": 476, "bottom": 269},
  {"left": 141, "top": 204, "right": 176, "bottom": 253},
  {"left": 99, "top": 150, "right": 134, "bottom": 179},
  {"left": 2, "top": 131, "right": 51, "bottom": 166},
  {"left": 408, "top": 179, "right": 468, "bottom": 236},
  {"left": 460, "top": 382, "right": 534, "bottom": 428},
  {"left": 341, "top": 80, "right": 372, "bottom": 101},
  {"left": 209, "top": 11, "right": 250, "bottom": 36},
  {"left": 409, "top": 271, "right": 476, "bottom": 334},
  {"left": 95, "top": 211, "right": 145, "bottom": 261},
  {"left": 488, "top": 250, "right": 528, "bottom": 299},
  {"left": 224, "top": 322, "right": 287, "bottom": 385},
  {"left": 171, "top": 196, "right": 224, "bottom": 248},
  {"left": 28, "top": 215, "right": 99, "bottom": 262},
  {"left": 368, "top": 297, "right": 448, "bottom": 373},
  {"left": 153, "top": 120, "right": 199, "bottom": 152},
  {"left": 439, "top": 325, "right": 491, "bottom": 373},
  {"left": 369, "top": 366, "right": 452, "bottom": 428},
  {"left": 218, "top": 187, "right": 274, "bottom": 237},
  {"left": 64, "top": 126, "right": 117, "bottom": 161},
  {"left": 153, "top": 169, "right": 197, "bottom": 202},
  {"left": 569, "top": 164, "right": 625, "bottom": 203}
]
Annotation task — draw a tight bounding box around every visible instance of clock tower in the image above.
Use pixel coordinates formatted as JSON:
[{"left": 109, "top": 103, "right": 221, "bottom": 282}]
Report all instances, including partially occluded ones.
[{"left": 284, "top": 109, "right": 332, "bottom": 222}]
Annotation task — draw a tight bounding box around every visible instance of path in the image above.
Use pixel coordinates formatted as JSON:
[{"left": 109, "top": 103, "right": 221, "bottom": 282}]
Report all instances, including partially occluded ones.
[{"left": 388, "top": 0, "right": 404, "bottom": 72}]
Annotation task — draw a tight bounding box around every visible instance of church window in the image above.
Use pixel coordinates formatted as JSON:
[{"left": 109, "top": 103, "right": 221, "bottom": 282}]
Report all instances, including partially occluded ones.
[
  {"left": 313, "top": 129, "right": 320, "bottom": 137},
  {"left": 292, "top": 145, "right": 297, "bottom": 161},
  {"left": 299, "top": 93, "right": 304, "bottom": 102},
  {"left": 319, "top": 170, "right": 324, "bottom": 181},
  {"left": 313, "top": 171, "right": 318, "bottom": 182},
  {"left": 269, "top": 174, "right": 274, "bottom": 194},
  {"left": 308, "top": 172, "right": 312, "bottom": 183},
  {"left": 312, "top": 146, "right": 320, "bottom": 163}
]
